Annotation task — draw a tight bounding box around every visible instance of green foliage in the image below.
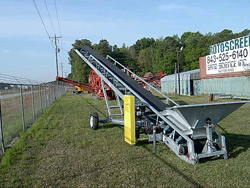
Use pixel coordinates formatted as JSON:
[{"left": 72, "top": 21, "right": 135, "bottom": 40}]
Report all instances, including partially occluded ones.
[
  {"left": 69, "top": 39, "right": 92, "bottom": 83},
  {"left": 133, "top": 37, "right": 155, "bottom": 55},
  {"left": 1, "top": 135, "right": 27, "bottom": 170},
  {"left": 69, "top": 29, "right": 250, "bottom": 80},
  {"left": 93, "top": 39, "right": 112, "bottom": 57},
  {"left": 0, "top": 102, "right": 61, "bottom": 172},
  {"left": 137, "top": 47, "right": 154, "bottom": 74}
]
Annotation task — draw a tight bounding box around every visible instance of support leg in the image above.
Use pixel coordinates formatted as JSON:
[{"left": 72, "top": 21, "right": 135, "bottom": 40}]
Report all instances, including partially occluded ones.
[{"left": 101, "top": 80, "right": 112, "bottom": 117}]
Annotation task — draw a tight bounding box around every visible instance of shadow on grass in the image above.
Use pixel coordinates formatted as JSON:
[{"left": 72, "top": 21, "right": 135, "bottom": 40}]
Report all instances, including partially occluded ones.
[
  {"left": 135, "top": 139, "right": 150, "bottom": 146},
  {"left": 142, "top": 145, "right": 204, "bottom": 188},
  {"left": 158, "top": 95, "right": 188, "bottom": 106},
  {"left": 99, "top": 123, "right": 121, "bottom": 129},
  {"left": 217, "top": 124, "right": 228, "bottom": 134},
  {"left": 216, "top": 124, "right": 250, "bottom": 159},
  {"left": 174, "top": 100, "right": 188, "bottom": 105},
  {"left": 197, "top": 156, "right": 224, "bottom": 164},
  {"left": 225, "top": 133, "right": 250, "bottom": 158},
  {"left": 157, "top": 96, "right": 167, "bottom": 101},
  {"left": 80, "top": 95, "right": 107, "bottom": 117}
]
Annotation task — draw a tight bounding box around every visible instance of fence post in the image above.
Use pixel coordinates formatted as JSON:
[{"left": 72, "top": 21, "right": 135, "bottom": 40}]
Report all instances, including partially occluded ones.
[
  {"left": 46, "top": 86, "right": 49, "bottom": 107},
  {"left": 59, "top": 86, "right": 61, "bottom": 97},
  {"left": 48, "top": 86, "right": 50, "bottom": 105},
  {"left": 56, "top": 86, "right": 58, "bottom": 99},
  {"left": 31, "top": 85, "right": 36, "bottom": 121},
  {"left": 50, "top": 86, "right": 52, "bottom": 102},
  {"left": 44, "top": 86, "right": 47, "bottom": 108},
  {"left": 49, "top": 86, "right": 52, "bottom": 104},
  {"left": 43, "top": 86, "right": 45, "bottom": 109},
  {"left": 54, "top": 86, "right": 57, "bottom": 100},
  {"left": 39, "top": 85, "right": 43, "bottom": 113},
  {"left": 20, "top": 85, "right": 26, "bottom": 131},
  {"left": 53, "top": 86, "right": 55, "bottom": 101},
  {"left": 0, "top": 98, "right": 5, "bottom": 154},
  {"left": 50, "top": 86, "right": 54, "bottom": 103}
]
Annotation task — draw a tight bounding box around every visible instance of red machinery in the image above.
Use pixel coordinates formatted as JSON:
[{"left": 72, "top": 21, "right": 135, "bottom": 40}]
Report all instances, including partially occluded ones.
[
  {"left": 145, "top": 72, "right": 166, "bottom": 88},
  {"left": 57, "top": 70, "right": 165, "bottom": 99},
  {"left": 88, "top": 70, "right": 115, "bottom": 99},
  {"left": 56, "top": 76, "right": 94, "bottom": 93},
  {"left": 56, "top": 70, "right": 115, "bottom": 100},
  {"left": 136, "top": 72, "right": 166, "bottom": 88}
]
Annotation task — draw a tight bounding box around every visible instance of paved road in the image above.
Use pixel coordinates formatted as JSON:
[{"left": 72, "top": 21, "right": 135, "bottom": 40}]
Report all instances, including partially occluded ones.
[{"left": 0, "top": 91, "right": 40, "bottom": 100}]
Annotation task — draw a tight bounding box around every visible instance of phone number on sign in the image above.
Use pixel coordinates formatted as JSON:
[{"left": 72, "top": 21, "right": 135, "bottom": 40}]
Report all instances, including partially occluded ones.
[{"left": 207, "top": 48, "right": 248, "bottom": 64}]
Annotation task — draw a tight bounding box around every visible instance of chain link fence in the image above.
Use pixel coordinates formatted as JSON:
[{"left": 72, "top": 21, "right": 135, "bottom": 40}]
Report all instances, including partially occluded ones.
[{"left": 0, "top": 74, "right": 66, "bottom": 155}]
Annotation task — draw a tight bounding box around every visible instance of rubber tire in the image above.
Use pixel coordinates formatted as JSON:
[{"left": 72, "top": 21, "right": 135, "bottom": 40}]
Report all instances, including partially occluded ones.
[{"left": 89, "top": 112, "right": 99, "bottom": 130}]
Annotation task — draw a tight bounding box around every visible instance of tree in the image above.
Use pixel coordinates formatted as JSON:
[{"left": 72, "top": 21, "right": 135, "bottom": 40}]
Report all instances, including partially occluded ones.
[
  {"left": 137, "top": 47, "right": 154, "bottom": 74},
  {"left": 181, "top": 32, "right": 207, "bottom": 71},
  {"left": 152, "top": 35, "right": 180, "bottom": 74},
  {"left": 69, "top": 39, "right": 92, "bottom": 83},
  {"left": 72, "top": 39, "right": 92, "bottom": 48},
  {"left": 234, "top": 29, "right": 250, "bottom": 38},
  {"left": 214, "top": 29, "right": 233, "bottom": 43},
  {"left": 68, "top": 29, "right": 249, "bottom": 83},
  {"left": 133, "top": 37, "right": 155, "bottom": 56},
  {"left": 93, "top": 39, "right": 112, "bottom": 57}
]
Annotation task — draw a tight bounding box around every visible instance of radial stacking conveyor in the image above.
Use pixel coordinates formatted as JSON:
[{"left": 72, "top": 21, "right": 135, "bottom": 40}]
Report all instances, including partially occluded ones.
[{"left": 75, "top": 46, "right": 249, "bottom": 164}]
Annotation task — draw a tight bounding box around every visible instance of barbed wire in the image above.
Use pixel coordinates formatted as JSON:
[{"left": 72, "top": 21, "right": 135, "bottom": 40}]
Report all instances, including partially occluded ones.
[{"left": 0, "top": 73, "right": 47, "bottom": 85}]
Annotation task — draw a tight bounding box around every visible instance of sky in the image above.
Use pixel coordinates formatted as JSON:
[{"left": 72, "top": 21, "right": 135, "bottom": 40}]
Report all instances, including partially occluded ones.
[{"left": 0, "top": 0, "right": 250, "bottom": 82}]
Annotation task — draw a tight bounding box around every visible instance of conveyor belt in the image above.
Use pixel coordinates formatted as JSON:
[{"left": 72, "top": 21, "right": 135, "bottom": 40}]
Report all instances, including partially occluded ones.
[{"left": 78, "top": 46, "right": 168, "bottom": 111}]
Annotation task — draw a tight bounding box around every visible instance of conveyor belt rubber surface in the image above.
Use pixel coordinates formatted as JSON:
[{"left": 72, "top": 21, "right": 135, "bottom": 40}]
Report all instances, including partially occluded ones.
[{"left": 78, "top": 46, "right": 168, "bottom": 111}]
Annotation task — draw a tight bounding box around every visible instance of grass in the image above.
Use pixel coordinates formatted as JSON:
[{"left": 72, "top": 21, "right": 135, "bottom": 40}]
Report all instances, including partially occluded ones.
[
  {"left": 0, "top": 89, "right": 51, "bottom": 146},
  {"left": 1, "top": 97, "right": 23, "bottom": 145},
  {"left": 0, "top": 92, "right": 250, "bottom": 187}
]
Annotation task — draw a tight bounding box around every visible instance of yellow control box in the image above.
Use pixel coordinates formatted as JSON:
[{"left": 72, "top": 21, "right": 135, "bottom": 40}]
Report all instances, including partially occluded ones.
[{"left": 124, "top": 95, "right": 136, "bottom": 145}]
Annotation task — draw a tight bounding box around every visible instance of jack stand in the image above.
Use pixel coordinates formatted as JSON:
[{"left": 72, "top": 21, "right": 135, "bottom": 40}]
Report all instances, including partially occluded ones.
[{"left": 153, "top": 126, "right": 157, "bottom": 153}]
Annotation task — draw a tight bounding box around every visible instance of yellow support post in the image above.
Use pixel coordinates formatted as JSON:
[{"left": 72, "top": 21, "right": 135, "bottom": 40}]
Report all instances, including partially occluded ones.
[{"left": 124, "top": 95, "right": 136, "bottom": 145}]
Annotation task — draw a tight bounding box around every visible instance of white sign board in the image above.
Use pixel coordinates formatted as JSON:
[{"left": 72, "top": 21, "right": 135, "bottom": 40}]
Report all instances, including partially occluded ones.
[{"left": 206, "top": 35, "right": 250, "bottom": 75}]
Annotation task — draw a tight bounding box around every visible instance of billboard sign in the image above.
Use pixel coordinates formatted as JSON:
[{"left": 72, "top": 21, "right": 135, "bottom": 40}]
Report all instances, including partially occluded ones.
[{"left": 206, "top": 35, "right": 250, "bottom": 75}]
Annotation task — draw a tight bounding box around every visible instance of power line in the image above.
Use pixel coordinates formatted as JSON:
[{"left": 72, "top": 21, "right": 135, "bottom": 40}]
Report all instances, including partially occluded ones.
[
  {"left": 44, "top": 0, "right": 56, "bottom": 36},
  {"left": 53, "top": 0, "right": 67, "bottom": 68},
  {"left": 50, "top": 0, "right": 69, "bottom": 77},
  {"left": 53, "top": 0, "right": 71, "bottom": 75},
  {"left": 32, "top": 0, "right": 52, "bottom": 43},
  {"left": 54, "top": 0, "right": 62, "bottom": 37},
  {"left": 32, "top": 0, "right": 65, "bottom": 82}
]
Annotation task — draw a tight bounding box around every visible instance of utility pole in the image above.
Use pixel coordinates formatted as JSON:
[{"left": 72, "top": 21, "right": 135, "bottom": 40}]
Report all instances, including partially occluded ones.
[
  {"left": 50, "top": 35, "right": 62, "bottom": 99},
  {"left": 176, "top": 46, "right": 183, "bottom": 95},
  {"left": 174, "top": 61, "right": 177, "bottom": 95},
  {"left": 177, "top": 51, "right": 180, "bottom": 95},
  {"left": 50, "top": 35, "right": 62, "bottom": 81}
]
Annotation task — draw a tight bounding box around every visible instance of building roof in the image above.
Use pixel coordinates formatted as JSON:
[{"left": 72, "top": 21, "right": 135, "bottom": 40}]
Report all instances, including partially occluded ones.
[{"left": 161, "top": 69, "right": 200, "bottom": 81}]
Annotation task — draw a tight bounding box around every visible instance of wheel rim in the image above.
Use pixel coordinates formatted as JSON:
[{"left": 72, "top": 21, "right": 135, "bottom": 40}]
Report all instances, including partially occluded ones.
[{"left": 90, "top": 116, "right": 94, "bottom": 128}]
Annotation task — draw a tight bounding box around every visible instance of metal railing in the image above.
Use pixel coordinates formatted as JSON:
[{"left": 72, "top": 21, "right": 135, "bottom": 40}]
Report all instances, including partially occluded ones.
[
  {"left": 0, "top": 74, "right": 66, "bottom": 155},
  {"left": 106, "top": 55, "right": 178, "bottom": 106}
]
